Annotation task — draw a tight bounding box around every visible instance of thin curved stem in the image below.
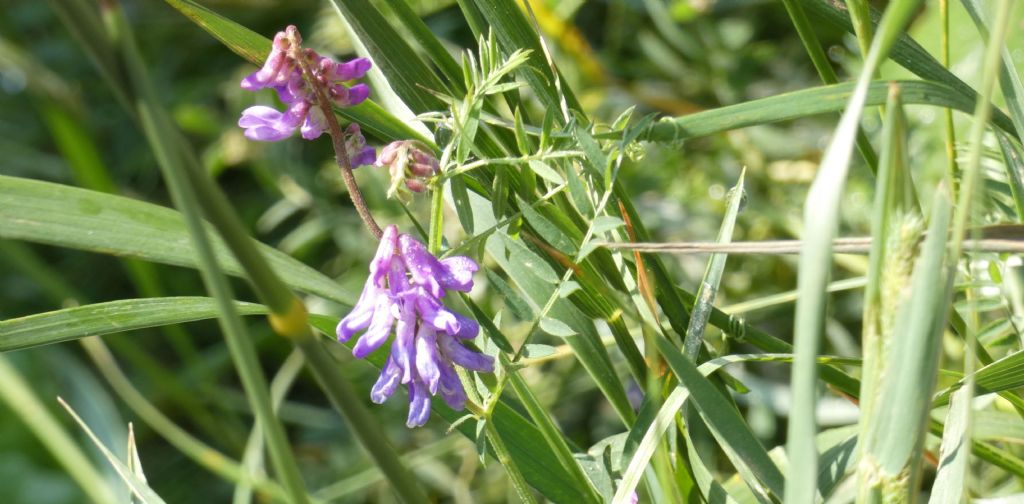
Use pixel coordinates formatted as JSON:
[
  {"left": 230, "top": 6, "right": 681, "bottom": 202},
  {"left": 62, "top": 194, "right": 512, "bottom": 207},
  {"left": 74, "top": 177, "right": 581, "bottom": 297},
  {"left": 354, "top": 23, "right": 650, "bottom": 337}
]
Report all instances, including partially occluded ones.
[{"left": 287, "top": 30, "right": 382, "bottom": 240}]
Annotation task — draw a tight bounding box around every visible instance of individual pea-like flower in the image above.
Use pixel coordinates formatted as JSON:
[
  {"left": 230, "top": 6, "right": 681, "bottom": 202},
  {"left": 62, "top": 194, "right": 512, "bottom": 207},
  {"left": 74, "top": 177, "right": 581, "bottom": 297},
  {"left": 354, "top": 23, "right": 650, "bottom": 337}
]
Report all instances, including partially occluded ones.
[
  {"left": 374, "top": 140, "right": 440, "bottom": 199},
  {"left": 345, "top": 124, "right": 376, "bottom": 168},
  {"left": 238, "top": 25, "right": 371, "bottom": 148},
  {"left": 337, "top": 225, "right": 492, "bottom": 427}
]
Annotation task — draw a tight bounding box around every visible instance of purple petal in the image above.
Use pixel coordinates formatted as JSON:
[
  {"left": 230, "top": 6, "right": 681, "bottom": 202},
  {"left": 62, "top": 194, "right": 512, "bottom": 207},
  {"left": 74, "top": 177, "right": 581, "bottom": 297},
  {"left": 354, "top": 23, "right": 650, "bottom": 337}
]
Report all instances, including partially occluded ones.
[
  {"left": 415, "top": 293, "right": 460, "bottom": 334},
  {"left": 300, "top": 107, "right": 327, "bottom": 140},
  {"left": 370, "top": 225, "right": 399, "bottom": 284},
  {"left": 330, "top": 57, "right": 372, "bottom": 81},
  {"left": 439, "top": 256, "right": 478, "bottom": 292},
  {"left": 438, "top": 332, "right": 494, "bottom": 372},
  {"left": 414, "top": 324, "right": 441, "bottom": 394},
  {"left": 242, "top": 126, "right": 294, "bottom": 142},
  {"left": 239, "top": 105, "right": 298, "bottom": 142},
  {"left": 352, "top": 146, "right": 377, "bottom": 168},
  {"left": 387, "top": 259, "right": 411, "bottom": 296},
  {"left": 437, "top": 360, "right": 466, "bottom": 411},
  {"left": 391, "top": 301, "right": 417, "bottom": 383},
  {"left": 406, "top": 379, "right": 432, "bottom": 428},
  {"left": 238, "top": 106, "right": 283, "bottom": 126},
  {"left": 371, "top": 356, "right": 402, "bottom": 403},
  {"left": 351, "top": 294, "right": 396, "bottom": 358},
  {"left": 450, "top": 312, "right": 480, "bottom": 340},
  {"left": 336, "top": 278, "right": 380, "bottom": 342},
  {"left": 345, "top": 83, "right": 370, "bottom": 106},
  {"left": 399, "top": 234, "right": 445, "bottom": 298},
  {"left": 240, "top": 49, "right": 286, "bottom": 90}
]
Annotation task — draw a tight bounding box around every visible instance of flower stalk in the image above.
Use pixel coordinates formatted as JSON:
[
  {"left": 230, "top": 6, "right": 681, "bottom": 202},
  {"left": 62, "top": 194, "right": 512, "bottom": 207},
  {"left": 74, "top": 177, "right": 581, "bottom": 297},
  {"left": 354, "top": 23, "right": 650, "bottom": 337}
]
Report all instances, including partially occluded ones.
[{"left": 284, "top": 28, "right": 383, "bottom": 240}]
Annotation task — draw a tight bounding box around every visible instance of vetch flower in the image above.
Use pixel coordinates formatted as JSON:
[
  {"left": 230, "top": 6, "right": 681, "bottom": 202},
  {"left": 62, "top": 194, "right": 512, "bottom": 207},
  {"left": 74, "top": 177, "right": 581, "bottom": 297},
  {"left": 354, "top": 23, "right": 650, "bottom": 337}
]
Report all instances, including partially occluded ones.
[
  {"left": 345, "top": 124, "right": 376, "bottom": 168},
  {"left": 337, "top": 225, "right": 493, "bottom": 427},
  {"left": 374, "top": 140, "right": 441, "bottom": 199},
  {"left": 238, "top": 25, "right": 372, "bottom": 143}
]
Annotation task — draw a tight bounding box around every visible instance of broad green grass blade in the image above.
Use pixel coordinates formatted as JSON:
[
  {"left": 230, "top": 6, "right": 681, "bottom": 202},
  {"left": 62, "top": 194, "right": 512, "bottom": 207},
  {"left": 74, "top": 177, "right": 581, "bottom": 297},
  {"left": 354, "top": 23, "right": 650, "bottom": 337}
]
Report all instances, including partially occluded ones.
[
  {"left": 0, "top": 297, "right": 266, "bottom": 352},
  {"left": 0, "top": 357, "right": 117, "bottom": 504},
  {"left": 929, "top": 387, "right": 972, "bottom": 503},
  {"left": 0, "top": 175, "right": 355, "bottom": 305},
  {"left": 657, "top": 338, "right": 785, "bottom": 502},
  {"left": 505, "top": 366, "right": 604, "bottom": 503},
  {"left": 936, "top": 349, "right": 1024, "bottom": 398},
  {"left": 326, "top": 0, "right": 447, "bottom": 113},
  {"left": 859, "top": 84, "right": 913, "bottom": 432},
  {"left": 859, "top": 188, "right": 952, "bottom": 499},
  {"left": 643, "top": 80, "right": 1016, "bottom": 143},
  {"left": 996, "top": 134, "right": 1024, "bottom": 220},
  {"left": 161, "top": 0, "right": 428, "bottom": 144},
  {"left": 786, "top": 2, "right": 923, "bottom": 501},
  {"left": 375, "top": 0, "right": 464, "bottom": 91},
  {"left": 57, "top": 397, "right": 166, "bottom": 504},
  {"left": 485, "top": 232, "right": 635, "bottom": 424}
]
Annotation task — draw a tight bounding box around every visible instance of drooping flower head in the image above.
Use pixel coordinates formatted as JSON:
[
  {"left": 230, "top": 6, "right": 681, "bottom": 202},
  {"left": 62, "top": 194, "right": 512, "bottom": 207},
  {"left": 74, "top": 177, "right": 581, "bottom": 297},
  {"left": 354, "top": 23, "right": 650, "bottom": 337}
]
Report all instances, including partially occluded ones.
[
  {"left": 238, "top": 25, "right": 372, "bottom": 156},
  {"left": 338, "top": 225, "right": 492, "bottom": 427}
]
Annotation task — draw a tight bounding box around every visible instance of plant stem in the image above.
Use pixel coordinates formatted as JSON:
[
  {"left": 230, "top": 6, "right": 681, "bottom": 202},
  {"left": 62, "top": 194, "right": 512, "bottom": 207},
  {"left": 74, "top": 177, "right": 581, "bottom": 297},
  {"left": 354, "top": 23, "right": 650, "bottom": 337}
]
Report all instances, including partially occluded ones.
[
  {"left": 104, "top": 4, "right": 311, "bottom": 501},
  {"left": 296, "top": 336, "right": 430, "bottom": 503},
  {"left": 287, "top": 30, "right": 382, "bottom": 240}
]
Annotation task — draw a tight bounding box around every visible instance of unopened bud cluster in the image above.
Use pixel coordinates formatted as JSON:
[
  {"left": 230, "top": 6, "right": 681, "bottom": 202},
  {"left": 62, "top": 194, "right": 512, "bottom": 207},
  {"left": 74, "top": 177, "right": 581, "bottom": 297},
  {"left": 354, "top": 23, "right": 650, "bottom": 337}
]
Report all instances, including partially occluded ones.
[{"left": 375, "top": 140, "right": 440, "bottom": 199}]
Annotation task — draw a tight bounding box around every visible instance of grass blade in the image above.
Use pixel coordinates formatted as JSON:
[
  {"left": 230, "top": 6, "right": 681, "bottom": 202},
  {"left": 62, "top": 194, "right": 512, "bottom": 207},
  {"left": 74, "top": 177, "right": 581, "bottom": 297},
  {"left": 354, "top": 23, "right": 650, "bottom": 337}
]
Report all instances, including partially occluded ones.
[
  {"left": 326, "top": 0, "right": 447, "bottom": 113},
  {"left": 57, "top": 397, "right": 165, "bottom": 504},
  {"left": 0, "top": 175, "right": 355, "bottom": 305},
  {"left": 929, "top": 387, "right": 972, "bottom": 503},
  {"left": 683, "top": 170, "right": 745, "bottom": 358},
  {"left": 643, "top": 80, "right": 1016, "bottom": 143},
  {"left": 0, "top": 297, "right": 265, "bottom": 352},
  {"left": 0, "top": 357, "right": 117, "bottom": 504},
  {"left": 505, "top": 365, "right": 604, "bottom": 503},
  {"left": 616, "top": 351, "right": 791, "bottom": 503},
  {"left": 786, "top": 2, "right": 924, "bottom": 501}
]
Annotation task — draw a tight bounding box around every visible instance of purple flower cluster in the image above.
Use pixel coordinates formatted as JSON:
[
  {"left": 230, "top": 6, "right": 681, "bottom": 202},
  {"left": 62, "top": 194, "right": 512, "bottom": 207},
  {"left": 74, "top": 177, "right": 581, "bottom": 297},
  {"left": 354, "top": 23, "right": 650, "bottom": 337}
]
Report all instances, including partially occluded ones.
[
  {"left": 237, "top": 25, "right": 374, "bottom": 164},
  {"left": 338, "top": 225, "right": 494, "bottom": 427}
]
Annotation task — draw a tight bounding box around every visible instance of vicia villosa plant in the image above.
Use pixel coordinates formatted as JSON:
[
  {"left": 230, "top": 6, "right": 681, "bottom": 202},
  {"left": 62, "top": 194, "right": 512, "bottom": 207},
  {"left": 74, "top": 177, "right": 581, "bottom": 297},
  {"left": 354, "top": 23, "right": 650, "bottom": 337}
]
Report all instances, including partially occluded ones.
[{"left": 2, "top": 1, "right": 1023, "bottom": 503}]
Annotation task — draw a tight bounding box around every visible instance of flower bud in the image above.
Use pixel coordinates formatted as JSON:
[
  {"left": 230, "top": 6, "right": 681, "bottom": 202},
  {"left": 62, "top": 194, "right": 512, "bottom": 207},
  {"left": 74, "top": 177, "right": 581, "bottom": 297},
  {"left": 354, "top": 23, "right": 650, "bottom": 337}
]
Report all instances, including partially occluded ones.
[{"left": 374, "top": 140, "right": 440, "bottom": 200}]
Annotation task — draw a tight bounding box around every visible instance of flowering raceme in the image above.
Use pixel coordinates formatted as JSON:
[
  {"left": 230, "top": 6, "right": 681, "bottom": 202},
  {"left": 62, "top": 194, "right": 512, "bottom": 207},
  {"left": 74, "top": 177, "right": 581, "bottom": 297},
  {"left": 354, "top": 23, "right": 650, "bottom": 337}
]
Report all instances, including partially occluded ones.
[
  {"left": 338, "top": 225, "right": 494, "bottom": 427},
  {"left": 238, "top": 25, "right": 372, "bottom": 155}
]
